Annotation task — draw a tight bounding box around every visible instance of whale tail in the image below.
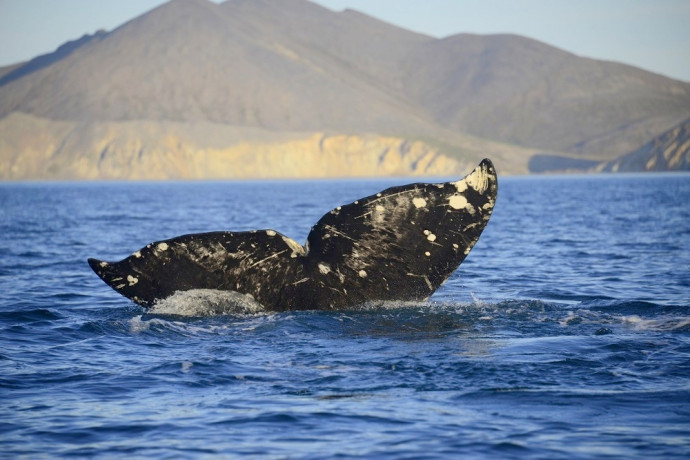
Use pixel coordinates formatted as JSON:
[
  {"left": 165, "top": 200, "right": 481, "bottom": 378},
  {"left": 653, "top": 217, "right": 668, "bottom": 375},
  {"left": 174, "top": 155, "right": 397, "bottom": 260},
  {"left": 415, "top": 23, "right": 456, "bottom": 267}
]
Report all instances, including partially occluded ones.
[
  {"left": 88, "top": 159, "right": 498, "bottom": 311},
  {"left": 88, "top": 257, "right": 156, "bottom": 306},
  {"left": 88, "top": 258, "right": 117, "bottom": 288}
]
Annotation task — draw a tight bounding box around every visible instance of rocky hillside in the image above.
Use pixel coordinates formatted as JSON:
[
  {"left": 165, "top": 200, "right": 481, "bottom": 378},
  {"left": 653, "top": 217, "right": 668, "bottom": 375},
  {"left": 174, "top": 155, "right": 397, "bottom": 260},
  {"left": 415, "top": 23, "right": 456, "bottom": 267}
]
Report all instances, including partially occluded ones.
[
  {"left": 1, "top": 0, "right": 689, "bottom": 179},
  {"left": 0, "top": 113, "right": 491, "bottom": 179},
  {"left": 600, "top": 118, "right": 690, "bottom": 172}
]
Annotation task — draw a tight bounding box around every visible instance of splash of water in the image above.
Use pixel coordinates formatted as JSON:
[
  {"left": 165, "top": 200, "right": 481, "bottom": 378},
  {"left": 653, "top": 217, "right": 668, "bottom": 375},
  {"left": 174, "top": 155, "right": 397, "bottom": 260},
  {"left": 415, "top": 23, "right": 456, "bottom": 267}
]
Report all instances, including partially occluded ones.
[{"left": 148, "top": 289, "right": 266, "bottom": 316}]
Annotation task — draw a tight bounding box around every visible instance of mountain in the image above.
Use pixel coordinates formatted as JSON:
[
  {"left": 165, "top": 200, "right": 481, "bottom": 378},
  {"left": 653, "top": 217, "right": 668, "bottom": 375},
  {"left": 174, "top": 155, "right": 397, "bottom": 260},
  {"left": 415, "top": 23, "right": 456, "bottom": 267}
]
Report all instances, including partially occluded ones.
[
  {"left": 1, "top": 0, "right": 689, "bottom": 179},
  {"left": 600, "top": 117, "right": 690, "bottom": 172},
  {"left": 402, "top": 33, "right": 690, "bottom": 156}
]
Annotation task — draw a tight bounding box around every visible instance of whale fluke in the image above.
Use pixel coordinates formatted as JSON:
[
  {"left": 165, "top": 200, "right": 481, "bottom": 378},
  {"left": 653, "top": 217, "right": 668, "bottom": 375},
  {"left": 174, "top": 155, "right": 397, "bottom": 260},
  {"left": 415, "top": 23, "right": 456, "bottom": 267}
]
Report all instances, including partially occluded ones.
[{"left": 89, "top": 159, "right": 498, "bottom": 311}]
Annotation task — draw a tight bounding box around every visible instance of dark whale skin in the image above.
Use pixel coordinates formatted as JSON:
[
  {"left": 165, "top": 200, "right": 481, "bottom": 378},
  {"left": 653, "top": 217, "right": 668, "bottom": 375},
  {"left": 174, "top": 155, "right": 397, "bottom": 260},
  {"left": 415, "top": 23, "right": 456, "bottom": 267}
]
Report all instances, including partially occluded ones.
[{"left": 89, "top": 159, "right": 498, "bottom": 311}]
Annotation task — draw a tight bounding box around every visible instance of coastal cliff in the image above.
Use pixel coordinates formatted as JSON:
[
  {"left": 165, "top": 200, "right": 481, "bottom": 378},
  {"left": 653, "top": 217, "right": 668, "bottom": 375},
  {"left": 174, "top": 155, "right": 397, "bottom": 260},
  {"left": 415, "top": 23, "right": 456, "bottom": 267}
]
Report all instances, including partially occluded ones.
[{"left": 0, "top": 113, "right": 477, "bottom": 180}]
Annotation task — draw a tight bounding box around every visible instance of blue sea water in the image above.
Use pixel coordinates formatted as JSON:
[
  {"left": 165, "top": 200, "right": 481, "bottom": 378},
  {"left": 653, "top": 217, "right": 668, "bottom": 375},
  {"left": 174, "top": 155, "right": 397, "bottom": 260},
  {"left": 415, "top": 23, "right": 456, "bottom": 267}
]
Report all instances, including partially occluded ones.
[{"left": 1, "top": 173, "right": 689, "bottom": 459}]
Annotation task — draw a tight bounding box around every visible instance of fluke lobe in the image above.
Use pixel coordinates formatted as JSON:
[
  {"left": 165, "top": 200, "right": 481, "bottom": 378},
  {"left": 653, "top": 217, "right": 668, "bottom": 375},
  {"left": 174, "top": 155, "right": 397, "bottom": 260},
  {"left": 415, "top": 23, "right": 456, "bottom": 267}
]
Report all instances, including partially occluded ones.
[{"left": 89, "top": 159, "right": 498, "bottom": 311}]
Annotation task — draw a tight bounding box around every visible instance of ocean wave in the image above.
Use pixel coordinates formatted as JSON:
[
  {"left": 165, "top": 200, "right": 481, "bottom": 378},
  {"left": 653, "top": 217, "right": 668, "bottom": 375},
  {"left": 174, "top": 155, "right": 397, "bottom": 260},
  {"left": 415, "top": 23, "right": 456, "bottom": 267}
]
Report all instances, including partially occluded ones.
[
  {"left": 125, "top": 293, "right": 690, "bottom": 333},
  {"left": 620, "top": 314, "right": 690, "bottom": 332}
]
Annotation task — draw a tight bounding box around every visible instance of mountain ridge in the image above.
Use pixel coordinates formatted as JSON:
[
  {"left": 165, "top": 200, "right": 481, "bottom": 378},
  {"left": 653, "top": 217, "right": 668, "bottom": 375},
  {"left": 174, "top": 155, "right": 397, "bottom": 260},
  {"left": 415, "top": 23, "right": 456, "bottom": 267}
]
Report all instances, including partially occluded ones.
[{"left": 1, "top": 0, "right": 689, "bottom": 179}]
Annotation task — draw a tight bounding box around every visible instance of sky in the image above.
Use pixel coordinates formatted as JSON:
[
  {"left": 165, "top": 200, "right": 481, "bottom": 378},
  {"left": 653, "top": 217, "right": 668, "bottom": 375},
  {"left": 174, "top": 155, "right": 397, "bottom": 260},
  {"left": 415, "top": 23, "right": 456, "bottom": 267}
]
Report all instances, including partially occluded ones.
[{"left": 0, "top": 0, "right": 688, "bottom": 82}]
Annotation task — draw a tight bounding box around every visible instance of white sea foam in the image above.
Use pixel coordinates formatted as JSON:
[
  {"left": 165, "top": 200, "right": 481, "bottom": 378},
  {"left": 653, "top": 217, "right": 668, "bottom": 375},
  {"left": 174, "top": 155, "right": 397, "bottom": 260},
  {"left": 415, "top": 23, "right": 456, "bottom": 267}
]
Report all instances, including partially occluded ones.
[
  {"left": 128, "top": 314, "right": 192, "bottom": 333},
  {"left": 620, "top": 315, "right": 690, "bottom": 331},
  {"left": 128, "top": 315, "right": 151, "bottom": 333},
  {"left": 149, "top": 289, "right": 266, "bottom": 316}
]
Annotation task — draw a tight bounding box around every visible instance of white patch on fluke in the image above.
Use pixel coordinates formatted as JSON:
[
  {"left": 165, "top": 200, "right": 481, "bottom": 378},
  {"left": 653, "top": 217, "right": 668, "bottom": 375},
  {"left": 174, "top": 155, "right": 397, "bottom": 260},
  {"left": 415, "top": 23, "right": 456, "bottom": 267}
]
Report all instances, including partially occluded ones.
[
  {"left": 318, "top": 263, "right": 331, "bottom": 275},
  {"left": 412, "top": 197, "right": 427, "bottom": 208},
  {"left": 358, "top": 270, "right": 367, "bottom": 278},
  {"left": 373, "top": 204, "right": 386, "bottom": 223},
  {"left": 425, "top": 251, "right": 431, "bottom": 257},
  {"left": 266, "top": 230, "right": 276, "bottom": 236},
  {"left": 282, "top": 236, "right": 305, "bottom": 258},
  {"left": 453, "top": 180, "right": 468, "bottom": 193},
  {"left": 427, "top": 233, "right": 436, "bottom": 242},
  {"left": 466, "top": 167, "right": 490, "bottom": 194},
  {"left": 127, "top": 275, "right": 138, "bottom": 286},
  {"left": 448, "top": 195, "right": 468, "bottom": 210},
  {"left": 157, "top": 242, "right": 169, "bottom": 251},
  {"left": 133, "top": 251, "right": 142, "bottom": 258}
]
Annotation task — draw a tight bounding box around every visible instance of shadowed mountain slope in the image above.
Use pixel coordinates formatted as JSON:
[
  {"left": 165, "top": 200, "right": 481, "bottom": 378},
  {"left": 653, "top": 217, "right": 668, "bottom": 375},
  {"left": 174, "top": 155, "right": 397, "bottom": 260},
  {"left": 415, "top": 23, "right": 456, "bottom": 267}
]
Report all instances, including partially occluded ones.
[
  {"left": 402, "top": 33, "right": 690, "bottom": 156},
  {"left": 601, "top": 118, "right": 690, "bottom": 172}
]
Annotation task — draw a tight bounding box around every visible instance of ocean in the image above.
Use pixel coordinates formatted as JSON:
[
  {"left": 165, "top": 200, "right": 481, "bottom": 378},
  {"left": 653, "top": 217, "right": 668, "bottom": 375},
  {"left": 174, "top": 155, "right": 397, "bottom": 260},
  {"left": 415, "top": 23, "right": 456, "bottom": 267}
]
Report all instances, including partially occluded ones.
[{"left": 1, "top": 172, "right": 689, "bottom": 458}]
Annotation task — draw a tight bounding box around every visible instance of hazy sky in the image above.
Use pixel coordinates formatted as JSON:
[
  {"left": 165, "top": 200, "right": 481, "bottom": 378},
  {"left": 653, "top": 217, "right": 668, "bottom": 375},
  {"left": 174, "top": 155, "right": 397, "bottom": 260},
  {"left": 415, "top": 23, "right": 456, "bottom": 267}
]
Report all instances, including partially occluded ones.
[{"left": 0, "top": 0, "right": 688, "bottom": 82}]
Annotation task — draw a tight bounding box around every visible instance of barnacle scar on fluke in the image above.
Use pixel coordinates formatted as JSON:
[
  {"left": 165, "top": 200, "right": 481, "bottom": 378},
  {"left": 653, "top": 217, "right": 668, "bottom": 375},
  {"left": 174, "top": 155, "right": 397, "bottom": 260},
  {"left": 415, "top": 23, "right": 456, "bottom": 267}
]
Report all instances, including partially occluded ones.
[{"left": 88, "top": 159, "right": 498, "bottom": 311}]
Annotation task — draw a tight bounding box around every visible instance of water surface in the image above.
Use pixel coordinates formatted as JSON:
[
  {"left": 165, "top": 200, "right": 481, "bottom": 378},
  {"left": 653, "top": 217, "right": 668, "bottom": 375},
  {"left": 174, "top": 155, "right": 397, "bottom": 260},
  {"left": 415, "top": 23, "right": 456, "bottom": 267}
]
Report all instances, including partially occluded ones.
[{"left": 1, "top": 173, "right": 689, "bottom": 458}]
